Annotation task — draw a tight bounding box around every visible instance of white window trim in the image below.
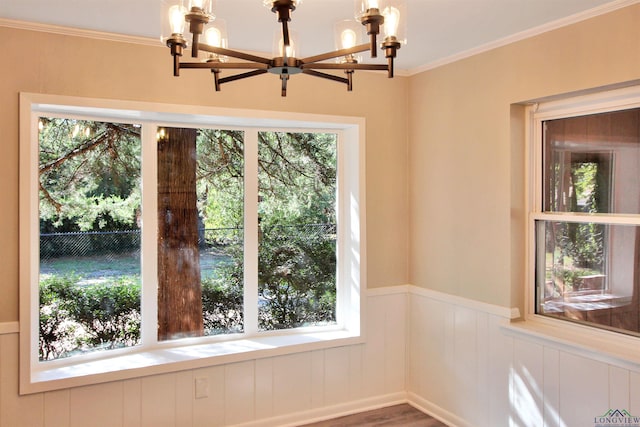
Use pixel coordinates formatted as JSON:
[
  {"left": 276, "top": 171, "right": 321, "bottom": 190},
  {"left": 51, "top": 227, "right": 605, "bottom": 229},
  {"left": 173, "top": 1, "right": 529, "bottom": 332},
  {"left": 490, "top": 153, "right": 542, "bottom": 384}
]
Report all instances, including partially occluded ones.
[
  {"left": 19, "top": 93, "right": 366, "bottom": 394},
  {"left": 507, "top": 85, "right": 640, "bottom": 371}
]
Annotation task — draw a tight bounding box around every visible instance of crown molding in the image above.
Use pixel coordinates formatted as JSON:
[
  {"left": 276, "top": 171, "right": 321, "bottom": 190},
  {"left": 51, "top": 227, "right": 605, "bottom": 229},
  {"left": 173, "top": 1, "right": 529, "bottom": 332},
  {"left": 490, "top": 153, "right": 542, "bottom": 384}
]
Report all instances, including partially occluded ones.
[
  {"left": 408, "top": 0, "right": 640, "bottom": 76},
  {"left": 0, "top": 18, "right": 159, "bottom": 47}
]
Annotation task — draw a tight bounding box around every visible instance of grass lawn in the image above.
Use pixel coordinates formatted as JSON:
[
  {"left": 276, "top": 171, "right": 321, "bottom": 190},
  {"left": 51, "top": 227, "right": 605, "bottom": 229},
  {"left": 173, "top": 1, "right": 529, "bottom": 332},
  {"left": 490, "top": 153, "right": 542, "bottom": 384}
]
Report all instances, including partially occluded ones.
[{"left": 40, "top": 250, "right": 234, "bottom": 285}]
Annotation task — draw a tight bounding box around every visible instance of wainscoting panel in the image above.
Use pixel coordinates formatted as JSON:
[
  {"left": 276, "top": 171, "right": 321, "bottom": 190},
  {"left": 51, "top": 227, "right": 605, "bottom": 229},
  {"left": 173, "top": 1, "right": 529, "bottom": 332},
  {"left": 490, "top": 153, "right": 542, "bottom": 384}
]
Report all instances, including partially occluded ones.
[
  {"left": 6, "top": 286, "right": 638, "bottom": 427},
  {"left": 0, "top": 290, "right": 407, "bottom": 427},
  {"left": 406, "top": 286, "right": 640, "bottom": 427}
]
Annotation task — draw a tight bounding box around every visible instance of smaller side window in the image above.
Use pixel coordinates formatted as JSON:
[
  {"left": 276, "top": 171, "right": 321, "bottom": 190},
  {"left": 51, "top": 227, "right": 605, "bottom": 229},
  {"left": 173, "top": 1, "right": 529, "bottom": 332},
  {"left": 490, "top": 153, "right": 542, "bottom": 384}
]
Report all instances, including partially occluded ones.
[{"left": 534, "top": 108, "right": 640, "bottom": 337}]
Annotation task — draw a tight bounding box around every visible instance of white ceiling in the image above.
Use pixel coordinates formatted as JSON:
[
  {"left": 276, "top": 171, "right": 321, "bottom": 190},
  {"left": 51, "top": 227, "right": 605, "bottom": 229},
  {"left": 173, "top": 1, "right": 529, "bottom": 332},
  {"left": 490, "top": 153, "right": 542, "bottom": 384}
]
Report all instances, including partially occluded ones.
[{"left": 0, "top": 0, "right": 629, "bottom": 73}]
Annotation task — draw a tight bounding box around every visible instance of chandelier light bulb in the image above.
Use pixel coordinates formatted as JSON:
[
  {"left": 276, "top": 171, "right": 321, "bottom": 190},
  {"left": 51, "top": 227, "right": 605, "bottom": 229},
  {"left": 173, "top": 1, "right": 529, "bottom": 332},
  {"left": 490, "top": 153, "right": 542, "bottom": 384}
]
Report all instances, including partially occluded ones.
[
  {"left": 341, "top": 29, "right": 357, "bottom": 49},
  {"left": 169, "top": 5, "right": 186, "bottom": 34},
  {"left": 383, "top": 6, "right": 400, "bottom": 39},
  {"left": 282, "top": 39, "right": 295, "bottom": 57},
  {"left": 366, "top": 0, "right": 380, "bottom": 9},
  {"left": 206, "top": 27, "right": 221, "bottom": 47},
  {"left": 190, "top": 0, "right": 204, "bottom": 9}
]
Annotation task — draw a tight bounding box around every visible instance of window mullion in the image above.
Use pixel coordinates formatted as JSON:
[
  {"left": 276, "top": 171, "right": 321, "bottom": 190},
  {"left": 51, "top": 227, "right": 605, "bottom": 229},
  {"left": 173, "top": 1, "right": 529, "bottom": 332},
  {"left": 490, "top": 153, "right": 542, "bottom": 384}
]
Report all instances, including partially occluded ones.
[
  {"left": 141, "top": 123, "right": 158, "bottom": 347},
  {"left": 244, "top": 129, "right": 259, "bottom": 335}
]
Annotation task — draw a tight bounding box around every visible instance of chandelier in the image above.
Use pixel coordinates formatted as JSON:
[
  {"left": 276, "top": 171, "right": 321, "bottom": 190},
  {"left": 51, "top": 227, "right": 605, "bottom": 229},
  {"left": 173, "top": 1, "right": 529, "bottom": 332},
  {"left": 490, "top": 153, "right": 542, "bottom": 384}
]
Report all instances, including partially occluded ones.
[{"left": 163, "top": 0, "right": 406, "bottom": 96}]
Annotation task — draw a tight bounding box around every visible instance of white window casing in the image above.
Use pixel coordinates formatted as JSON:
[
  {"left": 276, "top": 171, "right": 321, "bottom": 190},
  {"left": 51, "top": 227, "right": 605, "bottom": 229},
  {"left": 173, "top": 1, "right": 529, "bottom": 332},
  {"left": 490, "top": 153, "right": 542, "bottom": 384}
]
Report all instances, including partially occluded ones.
[{"left": 19, "top": 93, "right": 366, "bottom": 394}]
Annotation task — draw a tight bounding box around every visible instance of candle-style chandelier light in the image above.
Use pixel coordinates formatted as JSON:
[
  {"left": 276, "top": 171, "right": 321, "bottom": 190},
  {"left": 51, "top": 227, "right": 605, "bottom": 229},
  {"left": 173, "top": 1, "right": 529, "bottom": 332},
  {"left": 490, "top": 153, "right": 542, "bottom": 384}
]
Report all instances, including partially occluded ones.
[{"left": 162, "top": 0, "right": 406, "bottom": 96}]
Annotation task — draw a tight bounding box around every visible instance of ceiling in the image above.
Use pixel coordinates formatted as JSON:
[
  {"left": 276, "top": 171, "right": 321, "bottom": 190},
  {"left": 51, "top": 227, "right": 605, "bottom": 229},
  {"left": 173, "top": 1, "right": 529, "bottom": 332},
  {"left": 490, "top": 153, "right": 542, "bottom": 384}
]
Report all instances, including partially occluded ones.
[{"left": 0, "top": 0, "right": 628, "bottom": 73}]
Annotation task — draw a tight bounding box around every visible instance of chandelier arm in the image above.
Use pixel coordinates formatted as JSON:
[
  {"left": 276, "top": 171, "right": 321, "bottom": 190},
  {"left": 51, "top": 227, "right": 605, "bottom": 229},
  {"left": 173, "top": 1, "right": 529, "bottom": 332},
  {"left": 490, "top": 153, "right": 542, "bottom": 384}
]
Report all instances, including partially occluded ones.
[
  {"left": 180, "top": 62, "right": 269, "bottom": 70},
  {"left": 217, "top": 69, "right": 269, "bottom": 85},
  {"left": 212, "top": 70, "right": 221, "bottom": 91},
  {"left": 302, "top": 69, "right": 349, "bottom": 86},
  {"left": 301, "top": 44, "right": 370, "bottom": 65},
  {"left": 214, "top": 63, "right": 270, "bottom": 70},
  {"left": 197, "top": 44, "right": 272, "bottom": 65},
  {"left": 302, "top": 63, "right": 389, "bottom": 71}
]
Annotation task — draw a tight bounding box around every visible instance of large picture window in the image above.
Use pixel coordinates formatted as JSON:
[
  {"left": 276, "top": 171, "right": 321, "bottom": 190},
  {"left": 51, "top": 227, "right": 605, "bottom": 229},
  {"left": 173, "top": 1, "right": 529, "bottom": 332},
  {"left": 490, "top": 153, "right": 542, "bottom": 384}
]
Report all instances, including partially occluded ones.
[
  {"left": 20, "top": 94, "right": 363, "bottom": 393},
  {"left": 531, "top": 93, "right": 640, "bottom": 338}
]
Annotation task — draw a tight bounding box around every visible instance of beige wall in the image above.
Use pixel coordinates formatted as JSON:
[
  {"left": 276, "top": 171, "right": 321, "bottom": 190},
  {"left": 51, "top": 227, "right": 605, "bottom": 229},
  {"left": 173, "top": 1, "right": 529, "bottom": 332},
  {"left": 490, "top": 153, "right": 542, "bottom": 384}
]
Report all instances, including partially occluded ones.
[
  {"left": 0, "top": 26, "right": 409, "bottom": 323},
  {"left": 408, "top": 4, "right": 640, "bottom": 309}
]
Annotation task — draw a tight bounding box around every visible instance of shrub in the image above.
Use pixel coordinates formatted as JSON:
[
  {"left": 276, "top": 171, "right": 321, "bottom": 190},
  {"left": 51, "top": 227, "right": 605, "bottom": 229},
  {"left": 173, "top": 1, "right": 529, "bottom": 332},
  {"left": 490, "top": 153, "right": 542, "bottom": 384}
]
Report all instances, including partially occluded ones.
[
  {"left": 201, "top": 277, "right": 243, "bottom": 335},
  {"left": 70, "top": 278, "right": 141, "bottom": 351},
  {"left": 38, "top": 276, "right": 141, "bottom": 360},
  {"left": 39, "top": 275, "right": 82, "bottom": 360}
]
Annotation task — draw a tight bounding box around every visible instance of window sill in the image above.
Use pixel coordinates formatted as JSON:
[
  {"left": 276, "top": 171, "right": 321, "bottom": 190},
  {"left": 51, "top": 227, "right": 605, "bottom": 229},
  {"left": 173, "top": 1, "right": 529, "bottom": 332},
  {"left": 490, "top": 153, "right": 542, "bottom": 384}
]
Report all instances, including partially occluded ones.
[
  {"left": 502, "top": 318, "right": 640, "bottom": 372},
  {"left": 24, "top": 329, "right": 362, "bottom": 394}
]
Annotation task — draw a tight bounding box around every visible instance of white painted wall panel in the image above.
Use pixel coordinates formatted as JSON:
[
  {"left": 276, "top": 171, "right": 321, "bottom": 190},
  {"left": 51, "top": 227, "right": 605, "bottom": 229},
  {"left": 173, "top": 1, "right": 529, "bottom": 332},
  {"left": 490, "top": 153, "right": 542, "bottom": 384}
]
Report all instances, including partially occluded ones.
[
  {"left": 407, "top": 289, "right": 640, "bottom": 427},
  {"left": 224, "top": 361, "right": 255, "bottom": 425},
  {"left": 323, "top": 346, "right": 350, "bottom": 407},
  {"left": 558, "top": 353, "right": 609, "bottom": 426},
  {"left": 452, "top": 306, "right": 478, "bottom": 423},
  {"left": 512, "top": 339, "right": 544, "bottom": 427},
  {"left": 140, "top": 374, "right": 176, "bottom": 427},
  {"left": 192, "top": 366, "right": 224, "bottom": 427},
  {"left": 542, "top": 347, "right": 560, "bottom": 427},
  {"left": 122, "top": 379, "right": 141, "bottom": 427},
  {"left": 439, "top": 300, "right": 457, "bottom": 416},
  {"left": 413, "top": 296, "right": 451, "bottom": 406},
  {"left": 310, "top": 350, "right": 325, "bottom": 409},
  {"left": 631, "top": 371, "right": 640, "bottom": 414},
  {"left": 361, "top": 295, "right": 387, "bottom": 398},
  {"left": 175, "top": 370, "right": 194, "bottom": 427},
  {"left": 69, "top": 382, "right": 124, "bottom": 427},
  {"left": 271, "top": 353, "right": 312, "bottom": 416},
  {"left": 609, "top": 365, "right": 630, "bottom": 412},
  {"left": 486, "top": 314, "right": 513, "bottom": 427},
  {"left": 384, "top": 293, "right": 407, "bottom": 393},
  {"left": 475, "top": 312, "right": 490, "bottom": 427},
  {"left": 348, "top": 345, "right": 364, "bottom": 400},
  {"left": 254, "top": 358, "right": 273, "bottom": 421}
]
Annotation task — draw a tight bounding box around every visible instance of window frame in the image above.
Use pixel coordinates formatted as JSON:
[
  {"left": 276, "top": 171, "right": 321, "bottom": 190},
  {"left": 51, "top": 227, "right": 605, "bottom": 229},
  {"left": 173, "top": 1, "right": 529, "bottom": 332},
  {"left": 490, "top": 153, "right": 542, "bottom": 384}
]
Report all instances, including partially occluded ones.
[
  {"left": 19, "top": 93, "right": 366, "bottom": 394},
  {"left": 522, "top": 85, "right": 640, "bottom": 364}
]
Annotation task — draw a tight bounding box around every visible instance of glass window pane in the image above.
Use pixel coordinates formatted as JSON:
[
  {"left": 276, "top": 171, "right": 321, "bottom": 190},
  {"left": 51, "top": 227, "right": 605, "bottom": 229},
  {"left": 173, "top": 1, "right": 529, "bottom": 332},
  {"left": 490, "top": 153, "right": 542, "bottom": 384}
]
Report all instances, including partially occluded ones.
[
  {"left": 157, "top": 128, "right": 244, "bottom": 341},
  {"left": 535, "top": 220, "right": 640, "bottom": 336},
  {"left": 197, "top": 129, "right": 244, "bottom": 336},
  {"left": 543, "top": 108, "right": 640, "bottom": 214},
  {"left": 38, "top": 118, "right": 142, "bottom": 361},
  {"left": 257, "top": 132, "right": 337, "bottom": 331}
]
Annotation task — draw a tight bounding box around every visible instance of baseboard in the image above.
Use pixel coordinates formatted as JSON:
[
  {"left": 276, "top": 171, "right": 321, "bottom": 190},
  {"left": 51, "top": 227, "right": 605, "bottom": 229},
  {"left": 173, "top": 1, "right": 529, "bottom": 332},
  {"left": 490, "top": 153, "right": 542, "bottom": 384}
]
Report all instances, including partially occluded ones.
[
  {"left": 407, "top": 392, "right": 472, "bottom": 427},
  {"left": 233, "top": 392, "right": 408, "bottom": 427}
]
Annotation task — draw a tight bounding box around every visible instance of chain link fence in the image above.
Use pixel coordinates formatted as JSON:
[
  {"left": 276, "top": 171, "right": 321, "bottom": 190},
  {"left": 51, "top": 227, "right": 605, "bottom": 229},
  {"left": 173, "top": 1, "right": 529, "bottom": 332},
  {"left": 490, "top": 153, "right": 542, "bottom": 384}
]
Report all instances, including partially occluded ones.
[{"left": 40, "top": 224, "right": 335, "bottom": 263}]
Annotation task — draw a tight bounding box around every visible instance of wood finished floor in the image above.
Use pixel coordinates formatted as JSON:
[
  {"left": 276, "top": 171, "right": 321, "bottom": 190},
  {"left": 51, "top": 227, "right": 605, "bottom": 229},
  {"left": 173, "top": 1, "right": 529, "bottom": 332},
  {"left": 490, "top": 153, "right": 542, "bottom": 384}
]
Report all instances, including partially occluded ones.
[{"left": 298, "top": 404, "right": 448, "bottom": 426}]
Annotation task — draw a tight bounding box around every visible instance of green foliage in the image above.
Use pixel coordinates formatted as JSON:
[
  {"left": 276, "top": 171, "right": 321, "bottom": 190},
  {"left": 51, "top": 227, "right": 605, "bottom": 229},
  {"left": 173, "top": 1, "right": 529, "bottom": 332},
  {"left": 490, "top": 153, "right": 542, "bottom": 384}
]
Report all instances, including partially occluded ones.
[
  {"left": 38, "top": 276, "right": 141, "bottom": 361},
  {"left": 197, "top": 129, "right": 244, "bottom": 230},
  {"left": 258, "top": 132, "right": 337, "bottom": 227},
  {"left": 70, "top": 278, "right": 141, "bottom": 351},
  {"left": 39, "top": 275, "right": 81, "bottom": 360},
  {"left": 201, "top": 277, "right": 243, "bottom": 335},
  {"left": 39, "top": 118, "right": 141, "bottom": 233},
  {"left": 258, "top": 228, "right": 336, "bottom": 330}
]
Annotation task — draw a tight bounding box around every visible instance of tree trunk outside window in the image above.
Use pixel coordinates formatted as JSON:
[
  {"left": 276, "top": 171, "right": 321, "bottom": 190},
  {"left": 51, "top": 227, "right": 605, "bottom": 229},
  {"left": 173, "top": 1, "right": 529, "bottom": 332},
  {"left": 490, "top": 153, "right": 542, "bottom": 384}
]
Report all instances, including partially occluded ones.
[{"left": 157, "top": 127, "right": 204, "bottom": 340}]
